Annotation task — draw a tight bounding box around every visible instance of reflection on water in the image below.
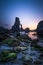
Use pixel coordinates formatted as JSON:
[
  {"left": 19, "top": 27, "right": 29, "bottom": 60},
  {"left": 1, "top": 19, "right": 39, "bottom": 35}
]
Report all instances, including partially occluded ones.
[
  {"left": 28, "top": 32, "right": 38, "bottom": 40},
  {"left": 28, "top": 31, "right": 43, "bottom": 47}
]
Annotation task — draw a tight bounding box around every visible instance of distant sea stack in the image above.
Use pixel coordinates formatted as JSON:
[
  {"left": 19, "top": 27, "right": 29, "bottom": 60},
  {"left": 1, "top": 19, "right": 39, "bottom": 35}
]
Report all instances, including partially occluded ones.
[
  {"left": 37, "top": 20, "right": 43, "bottom": 37},
  {"left": 12, "top": 17, "right": 20, "bottom": 37},
  {"left": 24, "top": 27, "right": 30, "bottom": 33}
]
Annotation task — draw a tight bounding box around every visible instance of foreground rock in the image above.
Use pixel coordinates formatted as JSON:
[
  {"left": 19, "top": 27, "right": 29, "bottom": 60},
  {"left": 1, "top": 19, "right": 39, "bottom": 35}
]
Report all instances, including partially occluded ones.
[
  {"left": 23, "top": 55, "right": 33, "bottom": 65},
  {"left": 0, "top": 50, "right": 17, "bottom": 62},
  {"left": 31, "top": 39, "right": 43, "bottom": 48}
]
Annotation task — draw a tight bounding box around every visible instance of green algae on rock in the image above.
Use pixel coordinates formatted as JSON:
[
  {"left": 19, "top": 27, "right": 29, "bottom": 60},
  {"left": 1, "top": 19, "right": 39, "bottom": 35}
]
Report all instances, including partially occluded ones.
[
  {"left": 0, "top": 52, "right": 17, "bottom": 62},
  {"left": 2, "top": 38, "right": 20, "bottom": 46}
]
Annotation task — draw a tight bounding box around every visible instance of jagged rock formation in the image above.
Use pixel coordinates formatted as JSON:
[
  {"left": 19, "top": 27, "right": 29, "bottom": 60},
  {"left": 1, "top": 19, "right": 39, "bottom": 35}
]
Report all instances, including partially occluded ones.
[
  {"left": 12, "top": 17, "right": 20, "bottom": 37},
  {"left": 20, "top": 24, "right": 24, "bottom": 32}
]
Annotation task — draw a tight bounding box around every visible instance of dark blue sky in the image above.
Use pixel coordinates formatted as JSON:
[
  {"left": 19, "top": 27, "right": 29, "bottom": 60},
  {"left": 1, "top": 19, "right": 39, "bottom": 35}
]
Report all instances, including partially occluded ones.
[{"left": 0, "top": 0, "right": 43, "bottom": 30}]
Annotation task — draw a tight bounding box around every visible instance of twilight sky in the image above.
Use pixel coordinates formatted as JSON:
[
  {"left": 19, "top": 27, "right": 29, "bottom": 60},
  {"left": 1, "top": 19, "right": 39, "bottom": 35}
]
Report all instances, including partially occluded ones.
[{"left": 0, "top": 0, "right": 43, "bottom": 30}]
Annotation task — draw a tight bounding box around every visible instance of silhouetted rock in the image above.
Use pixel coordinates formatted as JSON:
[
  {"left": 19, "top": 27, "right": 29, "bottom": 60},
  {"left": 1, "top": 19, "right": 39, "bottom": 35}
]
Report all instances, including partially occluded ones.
[
  {"left": 37, "top": 20, "right": 43, "bottom": 37},
  {"left": 20, "top": 24, "right": 24, "bottom": 32},
  {"left": 12, "top": 17, "right": 20, "bottom": 37},
  {"left": 24, "top": 27, "right": 30, "bottom": 33},
  {"left": 0, "top": 26, "right": 10, "bottom": 41},
  {"left": 0, "top": 26, "right": 10, "bottom": 34}
]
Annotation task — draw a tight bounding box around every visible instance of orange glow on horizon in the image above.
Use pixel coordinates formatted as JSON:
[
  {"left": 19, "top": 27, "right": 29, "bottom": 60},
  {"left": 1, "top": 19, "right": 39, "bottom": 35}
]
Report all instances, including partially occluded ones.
[
  {"left": 22, "top": 23, "right": 37, "bottom": 30},
  {"left": 23, "top": 26, "right": 37, "bottom": 30}
]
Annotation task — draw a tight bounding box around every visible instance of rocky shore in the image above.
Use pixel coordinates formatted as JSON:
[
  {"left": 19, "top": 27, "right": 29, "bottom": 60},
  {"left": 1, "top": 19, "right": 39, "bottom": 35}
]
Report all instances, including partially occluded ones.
[{"left": 0, "top": 33, "right": 43, "bottom": 65}]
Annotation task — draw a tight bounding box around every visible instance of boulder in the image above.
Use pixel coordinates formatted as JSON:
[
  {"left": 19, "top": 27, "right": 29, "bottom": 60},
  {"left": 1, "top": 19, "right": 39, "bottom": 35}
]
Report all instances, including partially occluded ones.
[
  {"left": 37, "top": 20, "right": 43, "bottom": 37},
  {"left": 0, "top": 51, "right": 17, "bottom": 62}
]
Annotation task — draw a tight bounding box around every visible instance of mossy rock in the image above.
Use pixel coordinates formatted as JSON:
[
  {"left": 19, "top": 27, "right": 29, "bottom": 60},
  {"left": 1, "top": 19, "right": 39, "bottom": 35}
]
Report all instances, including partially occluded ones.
[
  {"left": 3, "top": 38, "right": 14, "bottom": 44},
  {"left": 2, "top": 38, "right": 20, "bottom": 46},
  {"left": 7, "top": 53, "right": 17, "bottom": 58},
  {"left": 0, "top": 52, "right": 17, "bottom": 62},
  {"left": 0, "top": 50, "right": 12, "bottom": 60}
]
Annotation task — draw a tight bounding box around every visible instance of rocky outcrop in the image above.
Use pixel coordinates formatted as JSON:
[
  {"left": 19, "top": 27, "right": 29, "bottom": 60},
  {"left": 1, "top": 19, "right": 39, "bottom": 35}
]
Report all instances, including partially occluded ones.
[
  {"left": 0, "top": 26, "right": 10, "bottom": 41},
  {"left": 20, "top": 24, "right": 24, "bottom": 32},
  {"left": 12, "top": 17, "right": 20, "bottom": 37},
  {"left": 37, "top": 20, "right": 43, "bottom": 37},
  {"left": 24, "top": 27, "right": 30, "bottom": 33}
]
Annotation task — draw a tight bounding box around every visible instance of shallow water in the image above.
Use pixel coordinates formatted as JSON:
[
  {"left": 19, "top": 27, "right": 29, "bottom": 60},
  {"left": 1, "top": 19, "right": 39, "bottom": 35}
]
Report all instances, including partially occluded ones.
[
  {"left": 28, "top": 32, "right": 38, "bottom": 40},
  {"left": 28, "top": 31, "right": 43, "bottom": 47}
]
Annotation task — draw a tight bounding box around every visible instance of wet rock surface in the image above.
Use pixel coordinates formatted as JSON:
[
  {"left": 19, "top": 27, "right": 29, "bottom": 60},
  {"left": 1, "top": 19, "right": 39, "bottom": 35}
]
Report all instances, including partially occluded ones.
[{"left": 0, "top": 33, "right": 43, "bottom": 65}]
